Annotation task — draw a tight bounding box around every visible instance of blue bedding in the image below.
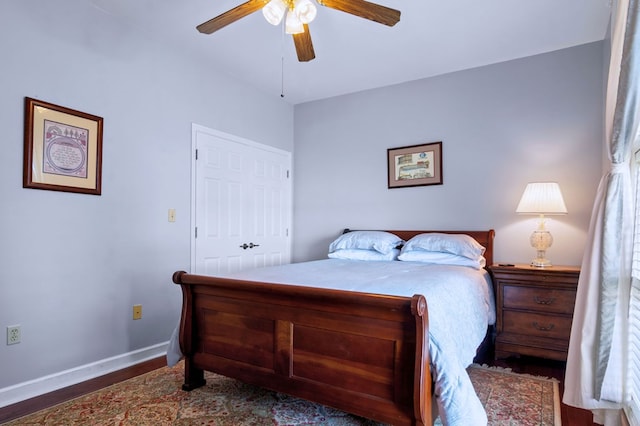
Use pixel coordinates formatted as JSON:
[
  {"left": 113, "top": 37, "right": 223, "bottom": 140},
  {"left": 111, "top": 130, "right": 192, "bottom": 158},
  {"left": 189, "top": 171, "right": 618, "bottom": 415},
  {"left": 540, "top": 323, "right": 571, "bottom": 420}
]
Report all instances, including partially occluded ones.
[{"left": 168, "top": 259, "right": 495, "bottom": 425}]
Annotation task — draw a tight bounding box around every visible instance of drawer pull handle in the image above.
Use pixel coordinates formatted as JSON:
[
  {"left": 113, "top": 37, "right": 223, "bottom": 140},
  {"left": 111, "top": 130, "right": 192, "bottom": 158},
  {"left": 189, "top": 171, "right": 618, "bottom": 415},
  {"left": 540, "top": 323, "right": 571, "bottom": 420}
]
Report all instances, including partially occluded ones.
[
  {"left": 534, "top": 296, "right": 555, "bottom": 305},
  {"left": 532, "top": 322, "right": 555, "bottom": 331}
]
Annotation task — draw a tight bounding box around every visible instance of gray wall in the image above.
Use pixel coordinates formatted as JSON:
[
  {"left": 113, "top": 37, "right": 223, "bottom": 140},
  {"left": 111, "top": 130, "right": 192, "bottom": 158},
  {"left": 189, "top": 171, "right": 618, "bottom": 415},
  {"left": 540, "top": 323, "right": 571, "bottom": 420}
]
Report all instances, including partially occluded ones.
[
  {"left": 0, "top": 0, "right": 604, "bottom": 403},
  {"left": 292, "top": 42, "right": 604, "bottom": 266},
  {"left": 0, "top": 1, "right": 292, "bottom": 392}
]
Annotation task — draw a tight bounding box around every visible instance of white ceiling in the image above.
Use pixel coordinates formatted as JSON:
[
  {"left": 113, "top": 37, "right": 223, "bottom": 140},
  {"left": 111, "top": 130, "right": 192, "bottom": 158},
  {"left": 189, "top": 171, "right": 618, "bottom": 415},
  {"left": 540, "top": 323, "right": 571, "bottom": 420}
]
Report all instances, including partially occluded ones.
[{"left": 91, "top": 0, "right": 612, "bottom": 105}]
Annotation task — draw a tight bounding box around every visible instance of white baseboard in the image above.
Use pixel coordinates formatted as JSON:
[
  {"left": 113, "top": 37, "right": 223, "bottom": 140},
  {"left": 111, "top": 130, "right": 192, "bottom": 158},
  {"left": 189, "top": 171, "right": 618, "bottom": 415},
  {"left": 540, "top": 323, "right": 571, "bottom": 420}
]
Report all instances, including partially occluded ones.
[{"left": 0, "top": 342, "right": 168, "bottom": 408}]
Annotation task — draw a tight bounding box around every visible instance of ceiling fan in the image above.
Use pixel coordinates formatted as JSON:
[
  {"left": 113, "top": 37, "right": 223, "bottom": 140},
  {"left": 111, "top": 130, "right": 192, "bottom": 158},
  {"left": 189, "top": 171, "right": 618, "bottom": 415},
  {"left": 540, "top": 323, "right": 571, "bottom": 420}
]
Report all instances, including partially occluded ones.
[{"left": 196, "top": 0, "right": 401, "bottom": 62}]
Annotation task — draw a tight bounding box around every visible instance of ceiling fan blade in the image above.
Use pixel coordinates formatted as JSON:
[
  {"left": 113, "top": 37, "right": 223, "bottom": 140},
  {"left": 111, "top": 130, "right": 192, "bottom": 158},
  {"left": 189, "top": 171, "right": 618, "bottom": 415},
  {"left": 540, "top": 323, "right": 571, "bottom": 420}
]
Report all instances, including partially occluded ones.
[
  {"left": 293, "top": 25, "right": 316, "bottom": 62},
  {"left": 318, "top": 0, "right": 400, "bottom": 27},
  {"left": 196, "top": 0, "right": 265, "bottom": 34}
]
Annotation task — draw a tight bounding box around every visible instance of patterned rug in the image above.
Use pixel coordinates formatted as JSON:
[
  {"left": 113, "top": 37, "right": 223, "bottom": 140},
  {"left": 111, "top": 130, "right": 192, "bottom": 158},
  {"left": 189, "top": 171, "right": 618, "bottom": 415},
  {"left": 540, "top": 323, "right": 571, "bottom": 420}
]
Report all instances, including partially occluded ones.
[{"left": 4, "top": 362, "right": 559, "bottom": 425}]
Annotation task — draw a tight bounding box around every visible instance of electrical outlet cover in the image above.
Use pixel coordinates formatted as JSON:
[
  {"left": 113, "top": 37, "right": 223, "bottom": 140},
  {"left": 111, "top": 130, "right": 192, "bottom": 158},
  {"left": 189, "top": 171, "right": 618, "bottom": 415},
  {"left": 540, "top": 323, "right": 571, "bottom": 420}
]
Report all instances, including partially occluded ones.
[
  {"left": 7, "top": 325, "right": 20, "bottom": 345},
  {"left": 133, "top": 305, "right": 142, "bottom": 320}
]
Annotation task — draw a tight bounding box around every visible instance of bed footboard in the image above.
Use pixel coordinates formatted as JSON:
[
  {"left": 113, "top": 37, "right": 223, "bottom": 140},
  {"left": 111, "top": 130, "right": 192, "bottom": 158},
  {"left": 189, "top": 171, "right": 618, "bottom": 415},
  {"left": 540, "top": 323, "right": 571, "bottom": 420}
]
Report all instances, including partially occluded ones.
[{"left": 173, "top": 271, "right": 431, "bottom": 426}]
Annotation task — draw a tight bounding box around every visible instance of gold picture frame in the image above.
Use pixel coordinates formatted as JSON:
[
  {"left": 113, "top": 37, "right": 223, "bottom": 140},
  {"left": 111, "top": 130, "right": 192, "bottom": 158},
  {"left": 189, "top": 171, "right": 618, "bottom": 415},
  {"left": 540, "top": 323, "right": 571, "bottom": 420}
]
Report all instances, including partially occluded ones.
[
  {"left": 387, "top": 141, "right": 442, "bottom": 188},
  {"left": 23, "top": 97, "right": 103, "bottom": 195}
]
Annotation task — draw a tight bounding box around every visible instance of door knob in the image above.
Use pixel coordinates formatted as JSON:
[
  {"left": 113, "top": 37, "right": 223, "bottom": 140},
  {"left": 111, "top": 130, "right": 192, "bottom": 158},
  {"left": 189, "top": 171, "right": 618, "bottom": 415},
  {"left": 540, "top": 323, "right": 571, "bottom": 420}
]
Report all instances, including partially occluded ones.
[{"left": 240, "top": 243, "right": 249, "bottom": 249}]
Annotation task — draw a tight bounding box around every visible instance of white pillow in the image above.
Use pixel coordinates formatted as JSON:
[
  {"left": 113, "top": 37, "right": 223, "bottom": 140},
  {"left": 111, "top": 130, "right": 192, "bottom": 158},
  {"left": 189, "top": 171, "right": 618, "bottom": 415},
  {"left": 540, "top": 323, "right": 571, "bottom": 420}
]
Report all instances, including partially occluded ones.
[
  {"left": 328, "top": 248, "right": 400, "bottom": 261},
  {"left": 397, "top": 251, "right": 486, "bottom": 269},
  {"left": 329, "top": 231, "right": 404, "bottom": 255},
  {"left": 401, "top": 233, "right": 485, "bottom": 260}
]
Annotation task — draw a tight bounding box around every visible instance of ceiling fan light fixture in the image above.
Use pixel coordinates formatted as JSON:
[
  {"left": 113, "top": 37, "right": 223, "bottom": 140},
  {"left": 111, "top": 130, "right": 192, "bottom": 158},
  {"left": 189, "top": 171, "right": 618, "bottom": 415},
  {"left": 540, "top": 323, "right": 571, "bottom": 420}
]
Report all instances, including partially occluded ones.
[
  {"left": 295, "top": 0, "right": 317, "bottom": 24},
  {"left": 285, "top": 9, "right": 304, "bottom": 34},
  {"left": 262, "top": 0, "right": 287, "bottom": 25},
  {"left": 197, "top": 0, "right": 401, "bottom": 63}
]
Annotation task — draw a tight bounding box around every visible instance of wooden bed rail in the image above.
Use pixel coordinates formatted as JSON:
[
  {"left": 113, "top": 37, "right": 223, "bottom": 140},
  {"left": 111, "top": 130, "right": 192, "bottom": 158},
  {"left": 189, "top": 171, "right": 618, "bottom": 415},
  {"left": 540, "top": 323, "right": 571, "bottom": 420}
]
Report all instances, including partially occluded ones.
[{"left": 172, "top": 270, "right": 432, "bottom": 425}]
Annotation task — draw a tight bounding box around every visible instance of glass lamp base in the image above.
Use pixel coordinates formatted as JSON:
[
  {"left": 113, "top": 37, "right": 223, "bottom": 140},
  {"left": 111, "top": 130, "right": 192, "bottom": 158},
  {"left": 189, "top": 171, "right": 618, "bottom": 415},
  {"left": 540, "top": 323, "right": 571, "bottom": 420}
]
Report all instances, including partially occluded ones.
[
  {"left": 531, "top": 257, "right": 552, "bottom": 268},
  {"left": 530, "top": 230, "right": 553, "bottom": 268}
]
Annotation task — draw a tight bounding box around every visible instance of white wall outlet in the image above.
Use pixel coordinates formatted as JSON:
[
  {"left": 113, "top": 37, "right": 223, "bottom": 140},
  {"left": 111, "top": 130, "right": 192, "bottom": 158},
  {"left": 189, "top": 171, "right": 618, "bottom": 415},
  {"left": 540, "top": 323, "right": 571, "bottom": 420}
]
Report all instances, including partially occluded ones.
[
  {"left": 168, "top": 209, "right": 176, "bottom": 222},
  {"left": 7, "top": 325, "right": 20, "bottom": 345}
]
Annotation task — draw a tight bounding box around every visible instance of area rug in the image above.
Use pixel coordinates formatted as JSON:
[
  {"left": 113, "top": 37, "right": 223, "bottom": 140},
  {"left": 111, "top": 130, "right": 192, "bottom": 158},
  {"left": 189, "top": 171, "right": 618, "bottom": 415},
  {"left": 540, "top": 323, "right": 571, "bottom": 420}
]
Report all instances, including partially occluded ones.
[{"left": 4, "top": 362, "right": 559, "bottom": 425}]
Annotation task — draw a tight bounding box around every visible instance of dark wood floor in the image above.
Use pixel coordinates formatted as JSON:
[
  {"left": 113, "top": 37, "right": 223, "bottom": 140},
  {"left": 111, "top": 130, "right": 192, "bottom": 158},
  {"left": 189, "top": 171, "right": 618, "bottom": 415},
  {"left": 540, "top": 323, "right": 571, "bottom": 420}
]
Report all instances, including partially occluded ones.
[
  {"left": 492, "top": 355, "right": 599, "bottom": 426},
  {"left": 0, "top": 355, "right": 598, "bottom": 425},
  {"left": 0, "top": 356, "right": 166, "bottom": 424}
]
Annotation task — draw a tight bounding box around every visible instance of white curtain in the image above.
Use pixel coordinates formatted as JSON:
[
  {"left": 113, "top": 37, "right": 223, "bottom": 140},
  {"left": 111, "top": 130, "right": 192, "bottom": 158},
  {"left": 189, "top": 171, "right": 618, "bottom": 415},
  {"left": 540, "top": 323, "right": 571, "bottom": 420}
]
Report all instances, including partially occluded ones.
[{"left": 563, "top": 0, "right": 640, "bottom": 424}]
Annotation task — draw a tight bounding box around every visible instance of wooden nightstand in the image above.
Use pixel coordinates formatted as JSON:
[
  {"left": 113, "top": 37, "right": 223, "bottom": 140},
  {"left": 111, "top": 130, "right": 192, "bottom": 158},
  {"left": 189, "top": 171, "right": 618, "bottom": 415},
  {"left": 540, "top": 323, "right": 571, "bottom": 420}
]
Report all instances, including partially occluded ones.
[{"left": 489, "top": 264, "right": 580, "bottom": 361}]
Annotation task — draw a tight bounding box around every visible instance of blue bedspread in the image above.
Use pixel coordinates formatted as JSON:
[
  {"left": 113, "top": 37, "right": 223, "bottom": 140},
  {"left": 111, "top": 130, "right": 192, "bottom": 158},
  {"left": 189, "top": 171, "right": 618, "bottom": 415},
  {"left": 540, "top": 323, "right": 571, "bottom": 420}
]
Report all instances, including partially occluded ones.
[{"left": 167, "top": 259, "right": 495, "bottom": 426}]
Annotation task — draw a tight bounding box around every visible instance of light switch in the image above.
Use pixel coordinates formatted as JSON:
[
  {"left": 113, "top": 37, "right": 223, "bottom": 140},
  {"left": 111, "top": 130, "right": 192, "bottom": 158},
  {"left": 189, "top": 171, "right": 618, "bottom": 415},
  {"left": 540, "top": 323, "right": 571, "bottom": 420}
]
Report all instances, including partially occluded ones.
[{"left": 168, "top": 209, "right": 176, "bottom": 222}]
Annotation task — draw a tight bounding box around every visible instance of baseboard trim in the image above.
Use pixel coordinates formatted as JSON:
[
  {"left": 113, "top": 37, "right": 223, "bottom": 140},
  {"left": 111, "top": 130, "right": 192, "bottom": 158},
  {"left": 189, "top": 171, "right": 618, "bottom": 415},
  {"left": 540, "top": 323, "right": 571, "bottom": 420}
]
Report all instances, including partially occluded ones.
[{"left": 0, "top": 342, "right": 169, "bottom": 424}]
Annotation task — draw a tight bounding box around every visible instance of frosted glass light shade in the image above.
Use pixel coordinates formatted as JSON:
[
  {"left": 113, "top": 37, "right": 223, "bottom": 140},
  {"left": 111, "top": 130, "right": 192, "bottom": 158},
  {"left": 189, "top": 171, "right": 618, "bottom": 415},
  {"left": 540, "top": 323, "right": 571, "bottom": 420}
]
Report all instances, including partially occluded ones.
[
  {"left": 262, "top": 0, "right": 287, "bottom": 25},
  {"left": 516, "top": 182, "right": 568, "bottom": 214},
  {"left": 295, "top": 0, "right": 317, "bottom": 24},
  {"left": 285, "top": 10, "right": 304, "bottom": 34}
]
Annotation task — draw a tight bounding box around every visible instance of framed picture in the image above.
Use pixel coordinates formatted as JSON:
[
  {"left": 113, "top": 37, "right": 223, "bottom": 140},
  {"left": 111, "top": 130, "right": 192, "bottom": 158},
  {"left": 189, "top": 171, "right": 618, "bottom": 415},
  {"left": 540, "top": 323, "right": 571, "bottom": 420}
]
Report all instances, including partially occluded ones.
[
  {"left": 387, "top": 141, "right": 442, "bottom": 189},
  {"left": 23, "top": 97, "right": 103, "bottom": 195}
]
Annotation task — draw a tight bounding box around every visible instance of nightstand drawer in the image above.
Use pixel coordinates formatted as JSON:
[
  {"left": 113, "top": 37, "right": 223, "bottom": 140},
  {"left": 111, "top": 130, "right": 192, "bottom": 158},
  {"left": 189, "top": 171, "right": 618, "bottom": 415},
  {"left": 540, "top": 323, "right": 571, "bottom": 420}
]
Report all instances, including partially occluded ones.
[
  {"left": 502, "top": 310, "right": 573, "bottom": 339},
  {"left": 503, "top": 285, "right": 576, "bottom": 314}
]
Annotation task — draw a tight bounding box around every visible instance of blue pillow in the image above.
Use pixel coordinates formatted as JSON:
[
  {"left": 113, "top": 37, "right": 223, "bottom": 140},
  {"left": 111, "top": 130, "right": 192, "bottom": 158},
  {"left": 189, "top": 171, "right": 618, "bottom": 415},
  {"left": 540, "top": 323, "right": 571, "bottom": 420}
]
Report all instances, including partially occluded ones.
[
  {"left": 329, "top": 249, "right": 400, "bottom": 261},
  {"left": 398, "top": 251, "right": 486, "bottom": 269},
  {"left": 401, "top": 233, "right": 485, "bottom": 260},
  {"left": 329, "top": 231, "right": 404, "bottom": 254}
]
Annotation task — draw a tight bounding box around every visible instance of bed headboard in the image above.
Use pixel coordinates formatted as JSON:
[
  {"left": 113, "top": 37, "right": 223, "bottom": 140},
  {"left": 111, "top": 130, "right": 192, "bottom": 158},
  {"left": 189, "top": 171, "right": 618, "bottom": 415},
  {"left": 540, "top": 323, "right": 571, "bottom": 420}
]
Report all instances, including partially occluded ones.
[{"left": 342, "top": 229, "right": 495, "bottom": 267}]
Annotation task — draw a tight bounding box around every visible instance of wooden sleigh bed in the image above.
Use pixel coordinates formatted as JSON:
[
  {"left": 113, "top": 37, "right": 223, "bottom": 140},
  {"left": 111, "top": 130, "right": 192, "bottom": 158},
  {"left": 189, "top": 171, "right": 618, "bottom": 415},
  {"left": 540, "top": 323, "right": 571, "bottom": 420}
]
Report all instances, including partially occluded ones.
[{"left": 172, "top": 229, "right": 495, "bottom": 426}]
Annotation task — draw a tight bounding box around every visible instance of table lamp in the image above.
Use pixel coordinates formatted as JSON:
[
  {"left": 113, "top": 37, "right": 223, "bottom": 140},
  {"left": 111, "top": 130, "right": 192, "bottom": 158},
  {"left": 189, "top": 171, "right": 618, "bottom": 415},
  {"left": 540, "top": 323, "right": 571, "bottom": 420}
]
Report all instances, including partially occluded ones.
[{"left": 516, "top": 182, "right": 568, "bottom": 267}]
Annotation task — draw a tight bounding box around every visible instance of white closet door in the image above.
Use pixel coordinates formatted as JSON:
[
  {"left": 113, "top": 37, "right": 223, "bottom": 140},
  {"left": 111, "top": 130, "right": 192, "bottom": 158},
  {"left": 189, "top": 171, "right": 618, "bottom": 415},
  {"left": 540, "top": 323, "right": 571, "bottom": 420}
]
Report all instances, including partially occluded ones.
[{"left": 192, "top": 124, "right": 291, "bottom": 275}]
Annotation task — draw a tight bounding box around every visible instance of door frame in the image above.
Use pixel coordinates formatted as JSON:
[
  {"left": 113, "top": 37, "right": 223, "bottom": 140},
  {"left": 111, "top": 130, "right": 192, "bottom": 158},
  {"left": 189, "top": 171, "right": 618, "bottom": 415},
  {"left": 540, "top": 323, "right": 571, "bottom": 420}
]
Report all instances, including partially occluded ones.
[{"left": 190, "top": 123, "right": 293, "bottom": 272}]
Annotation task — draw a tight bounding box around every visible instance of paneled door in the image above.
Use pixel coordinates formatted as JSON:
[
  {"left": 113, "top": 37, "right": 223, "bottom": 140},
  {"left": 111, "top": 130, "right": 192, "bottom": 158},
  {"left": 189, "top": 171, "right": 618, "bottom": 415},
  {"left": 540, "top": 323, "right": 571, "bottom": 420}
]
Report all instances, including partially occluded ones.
[{"left": 191, "top": 124, "right": 292, "bottom": 275}]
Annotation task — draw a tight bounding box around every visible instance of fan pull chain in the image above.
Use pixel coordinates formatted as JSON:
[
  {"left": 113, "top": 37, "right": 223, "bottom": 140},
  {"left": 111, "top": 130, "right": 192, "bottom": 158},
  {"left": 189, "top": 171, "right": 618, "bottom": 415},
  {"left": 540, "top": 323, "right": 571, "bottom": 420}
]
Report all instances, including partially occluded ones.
[
  {"left": 280, "top": 22, "right": 285, "bottom": 98},
  {"left": 281, "top": 56, "right": 285, "bottom": 98}
]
